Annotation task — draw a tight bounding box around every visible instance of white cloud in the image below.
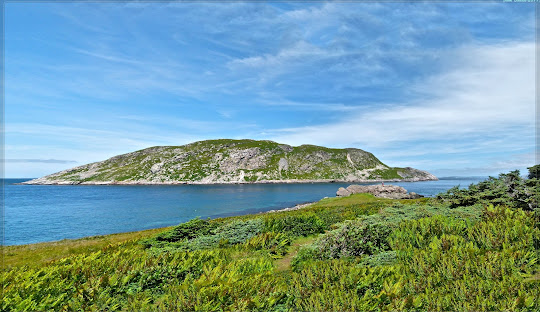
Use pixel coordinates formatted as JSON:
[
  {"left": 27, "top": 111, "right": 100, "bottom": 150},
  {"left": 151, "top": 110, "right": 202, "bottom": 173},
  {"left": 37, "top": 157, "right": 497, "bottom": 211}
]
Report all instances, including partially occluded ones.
[
  {"left": 256, "top": 94, "right": 360, "bottom": 112},
  {"left": 227, "top": 40, "right": 323, "bottom": 72},
  {"left": 5, "top": 123, "right": 198, "bottom": 161},
  {"left": 266, "top": 40, "right": 534, "bottom": 150},
  {"left": 5, "top": 159, "right": 77, "bottom": 164},
  {"left": 431, "top": 152, "right": 537, "bottom": 177}
]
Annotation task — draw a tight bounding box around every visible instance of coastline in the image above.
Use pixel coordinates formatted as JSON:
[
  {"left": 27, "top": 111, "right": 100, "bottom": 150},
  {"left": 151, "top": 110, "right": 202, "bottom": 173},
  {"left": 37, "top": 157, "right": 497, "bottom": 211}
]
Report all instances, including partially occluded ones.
[
  {"left": 5, "top": 182, "right": 425, "bottom": 247},
  {"left": 263, "top": 201, "right": 318, "bottom": 214},
  {"left": 9, "top": 177, "right": 462, "bottom": 246},
  {"left": 19, "top": 176, "right": 438, "bottom": 185},
  {"left": 3, "top": 198, "right": 324, "bottom": 248}
]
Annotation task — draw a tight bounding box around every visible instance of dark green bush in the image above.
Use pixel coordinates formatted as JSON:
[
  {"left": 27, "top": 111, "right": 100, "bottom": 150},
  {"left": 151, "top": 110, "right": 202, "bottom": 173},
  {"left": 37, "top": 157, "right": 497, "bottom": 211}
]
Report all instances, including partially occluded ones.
[
  {"left": 528, "top": 164, "right": 540, "bottom": 179},
  {"left": 264, "top": 213, "right": 326, "bottom": 237},
  {"left": 155, "top": 218, "right": 217, "bottom": 242},
  {"left": 437, "top": 170, "right": 539, "bottom": 211},
  {"left": 311, "top": 220, "right": 392, "bottom": 260},
  {"left": 187, "top": 218, "right": 264, "bottom": 250}
]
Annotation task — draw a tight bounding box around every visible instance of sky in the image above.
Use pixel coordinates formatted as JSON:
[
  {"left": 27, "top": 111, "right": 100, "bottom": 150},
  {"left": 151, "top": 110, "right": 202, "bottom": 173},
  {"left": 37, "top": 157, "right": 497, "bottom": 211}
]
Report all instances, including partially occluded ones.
[{"left": 4, "top": 1, "right": 537, "bottom": 178}]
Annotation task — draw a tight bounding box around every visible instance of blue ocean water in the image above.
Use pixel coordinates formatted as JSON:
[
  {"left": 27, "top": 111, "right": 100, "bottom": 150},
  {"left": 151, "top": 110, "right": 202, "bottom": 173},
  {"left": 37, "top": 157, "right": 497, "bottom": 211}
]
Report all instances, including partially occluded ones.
[{"left": 2, "top": 177, "right": 486, "bottom": 246}]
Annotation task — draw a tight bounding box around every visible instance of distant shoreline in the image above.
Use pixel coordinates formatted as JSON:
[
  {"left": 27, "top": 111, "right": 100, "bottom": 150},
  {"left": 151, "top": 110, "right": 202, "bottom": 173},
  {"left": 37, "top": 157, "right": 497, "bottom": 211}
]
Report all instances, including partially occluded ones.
[{"left": 19, "top": 177, "right": 438, "bottom": 185}]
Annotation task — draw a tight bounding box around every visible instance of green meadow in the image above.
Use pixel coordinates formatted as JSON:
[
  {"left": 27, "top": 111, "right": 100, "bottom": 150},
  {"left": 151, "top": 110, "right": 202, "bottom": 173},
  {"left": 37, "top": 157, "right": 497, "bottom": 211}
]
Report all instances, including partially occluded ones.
[{"left": 2, "top": 168, "right": 539, "bottom": 311}]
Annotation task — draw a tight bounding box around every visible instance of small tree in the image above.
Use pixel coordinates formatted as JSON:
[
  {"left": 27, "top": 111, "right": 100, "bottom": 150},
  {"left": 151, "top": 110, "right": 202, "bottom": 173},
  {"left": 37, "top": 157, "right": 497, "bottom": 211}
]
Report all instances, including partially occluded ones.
[{"left": 528, "top": 164, "right": 540, "bottom": 180}]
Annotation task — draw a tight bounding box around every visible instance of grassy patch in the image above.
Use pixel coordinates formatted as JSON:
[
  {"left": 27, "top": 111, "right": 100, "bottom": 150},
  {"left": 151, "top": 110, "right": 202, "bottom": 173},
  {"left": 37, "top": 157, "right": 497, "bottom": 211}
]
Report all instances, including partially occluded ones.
[
  {"left": 2, "top": 227, "right": 169, "bottom": 268},
  {"left": 274, "top": 235, "right": 318, "bottom": 272},
  {"left": 310, "top": 193, "right": 388, "bottom": 207},
  {"left": 370, "top": 167, "right": 402, "bottom": 179}
]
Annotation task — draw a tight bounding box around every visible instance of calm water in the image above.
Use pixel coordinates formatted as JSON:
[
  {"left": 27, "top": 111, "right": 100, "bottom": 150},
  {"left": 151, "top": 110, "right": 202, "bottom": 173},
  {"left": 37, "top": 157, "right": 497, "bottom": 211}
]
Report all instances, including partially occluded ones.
[{"left": 2, "top": 177, "right": 486, "bottom": 245}]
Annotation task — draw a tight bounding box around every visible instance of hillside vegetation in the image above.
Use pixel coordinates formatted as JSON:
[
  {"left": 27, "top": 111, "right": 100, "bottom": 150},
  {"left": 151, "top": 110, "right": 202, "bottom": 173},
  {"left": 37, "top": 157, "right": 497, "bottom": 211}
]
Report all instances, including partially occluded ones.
[
  {"left": 3, "top": 167, "right": 539, "bottom": 311},
  {"left": 23, "top": 139, "right": 436, "bottom": 184}
]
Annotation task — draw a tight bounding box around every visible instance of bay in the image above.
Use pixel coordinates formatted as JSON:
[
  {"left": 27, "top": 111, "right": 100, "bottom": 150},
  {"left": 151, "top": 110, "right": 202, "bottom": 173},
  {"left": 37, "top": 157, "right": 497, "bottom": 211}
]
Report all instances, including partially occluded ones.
[{"left": 3, "top": 177, "right": 486, "bottom": 246}]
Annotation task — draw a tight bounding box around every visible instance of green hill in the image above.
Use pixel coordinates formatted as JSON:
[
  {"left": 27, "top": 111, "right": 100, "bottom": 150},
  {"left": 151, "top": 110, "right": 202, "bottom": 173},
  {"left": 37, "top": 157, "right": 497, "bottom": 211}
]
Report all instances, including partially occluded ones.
[{"left": 24, "top": 139, "right": 437, "bottom": 184}]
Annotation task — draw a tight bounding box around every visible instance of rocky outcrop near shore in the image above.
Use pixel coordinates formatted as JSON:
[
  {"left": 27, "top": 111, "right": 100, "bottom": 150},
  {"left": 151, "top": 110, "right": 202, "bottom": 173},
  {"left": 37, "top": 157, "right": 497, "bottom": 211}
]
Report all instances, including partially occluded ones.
[
  {"left": 336, "top": 184, "right": 424, "bottom": 199},
  {"left": 23, "top": 139, "right": 437, "bottom": 185}
]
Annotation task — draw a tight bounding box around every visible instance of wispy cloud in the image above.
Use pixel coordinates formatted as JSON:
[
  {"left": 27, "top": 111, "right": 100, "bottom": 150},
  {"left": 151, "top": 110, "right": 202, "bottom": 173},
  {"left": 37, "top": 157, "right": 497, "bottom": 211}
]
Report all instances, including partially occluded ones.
[
  {"left": 6, "top": 123, "right": 198, "bottom": 153},
  {"left": 433, "top": 152, "right": 537, "bottom": 177},
  {"left": 5, "top": 159, "right": 77, "bottom": 164},
  {"left": 267, "top": 40, "right": 533, "bottom": 143},
  {"left": 264, "top": 40, "right": 534, "bottom": 171},
  {"left": 256, "top": 94, "right": 361, "bottom": 112},
  {"left": 71, "top": 47, "right": 144, "bottom": 65}
]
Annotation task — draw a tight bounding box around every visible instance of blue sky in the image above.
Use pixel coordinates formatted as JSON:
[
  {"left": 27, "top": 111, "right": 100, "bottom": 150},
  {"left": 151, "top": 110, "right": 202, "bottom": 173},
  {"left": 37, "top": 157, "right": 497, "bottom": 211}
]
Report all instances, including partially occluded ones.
[{"left": 5, "top": 2, "right": 536, "bottom": 178}]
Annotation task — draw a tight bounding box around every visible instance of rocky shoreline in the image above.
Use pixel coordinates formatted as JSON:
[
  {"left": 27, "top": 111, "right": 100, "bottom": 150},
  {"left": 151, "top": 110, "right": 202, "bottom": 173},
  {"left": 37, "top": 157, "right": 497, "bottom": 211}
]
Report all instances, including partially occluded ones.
[
  {"left": 264, "top": 184, "right": 426, "bottom": 214},
  {"left": 20, "top": 177, "right": 437, "bottom": 185},
  {"left": 264, "top": 202, "right": 317, "bottom": 214}
]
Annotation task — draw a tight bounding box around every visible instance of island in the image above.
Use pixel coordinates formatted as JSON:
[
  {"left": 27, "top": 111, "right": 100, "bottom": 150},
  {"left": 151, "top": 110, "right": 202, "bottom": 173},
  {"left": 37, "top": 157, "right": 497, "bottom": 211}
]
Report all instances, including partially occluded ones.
[{"left": 23, "top": 139, "right": 437, "bottom": 185}]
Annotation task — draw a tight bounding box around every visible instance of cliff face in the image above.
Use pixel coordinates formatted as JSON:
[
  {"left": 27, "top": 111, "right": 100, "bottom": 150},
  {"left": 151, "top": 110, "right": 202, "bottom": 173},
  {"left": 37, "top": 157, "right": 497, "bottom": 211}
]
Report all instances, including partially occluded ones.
[{"left": 23, "top": 139, "right": 437, "bottom": 185}]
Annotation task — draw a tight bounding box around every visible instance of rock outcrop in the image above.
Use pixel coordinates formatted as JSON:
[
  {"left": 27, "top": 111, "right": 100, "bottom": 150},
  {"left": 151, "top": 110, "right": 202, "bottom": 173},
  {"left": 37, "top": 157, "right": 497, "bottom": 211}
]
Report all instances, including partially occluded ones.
[
  {"left": 336, "top": 184, "right": 424, "bottom": 199},
  {"left": 23, "top": 139, "right": 438, "bottom": 185}
]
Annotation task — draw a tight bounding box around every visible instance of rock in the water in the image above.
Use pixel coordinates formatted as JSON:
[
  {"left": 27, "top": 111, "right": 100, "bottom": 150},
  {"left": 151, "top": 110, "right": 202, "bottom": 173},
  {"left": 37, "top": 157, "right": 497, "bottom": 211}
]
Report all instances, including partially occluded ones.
[{"left": 336, "top": 184, "right": 424, "bottom": 199}]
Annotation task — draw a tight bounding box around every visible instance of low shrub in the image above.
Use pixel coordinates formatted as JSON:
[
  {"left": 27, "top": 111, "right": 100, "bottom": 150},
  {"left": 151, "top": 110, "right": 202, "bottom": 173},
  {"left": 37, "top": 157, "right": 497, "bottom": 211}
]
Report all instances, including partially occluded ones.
[
  {"left": 292, "top": 201, "right": 480, "bottom": 267},
  {"left": 311, "top": 220, "right": 392, "bottom": 260},
  {"left": 213, "top": 218, "right": 265, "bottom": 245},
  {"left": 186, "top": 218, "right": 264, "bottom": 250},
  {"left": 151, "top": 218, "right": 217, "bottom": 243},
  {"left": 359, "top": 251, "right": 398, "bottom": 267},
  {"left": 1, "top": 246, "right": 231, "bottom": 311},
  {"left": 264, "top": 213, "right": 326, "bottom": 237},
  {"left": 389, "top": 215, "right": 469, "bottom": 251},
  {"left": 243, "top": 232, "right": 291, "bottom": 259}
]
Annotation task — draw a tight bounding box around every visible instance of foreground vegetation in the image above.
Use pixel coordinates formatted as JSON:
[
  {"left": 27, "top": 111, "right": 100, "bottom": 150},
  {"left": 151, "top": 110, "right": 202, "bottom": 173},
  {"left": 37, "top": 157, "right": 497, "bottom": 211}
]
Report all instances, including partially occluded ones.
[{"left": 2, "top": 168, "right": 539, "bottom": 311}]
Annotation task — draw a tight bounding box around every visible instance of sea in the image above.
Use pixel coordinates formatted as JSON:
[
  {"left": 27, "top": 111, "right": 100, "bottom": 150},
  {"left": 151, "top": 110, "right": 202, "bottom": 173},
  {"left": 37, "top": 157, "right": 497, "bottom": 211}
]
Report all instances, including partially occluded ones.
[{"left": 2, "top": 177, "right": 487, "bottom": 246}]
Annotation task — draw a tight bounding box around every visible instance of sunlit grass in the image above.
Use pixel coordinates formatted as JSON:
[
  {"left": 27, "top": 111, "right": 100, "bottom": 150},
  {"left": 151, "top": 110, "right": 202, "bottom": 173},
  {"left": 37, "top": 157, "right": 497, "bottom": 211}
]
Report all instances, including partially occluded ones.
[
  {"left": 2, "top": 227, "right": 170, "bottom": 268},
  {"left": 274, "top": 235, "right": 318, "bottom": 272}
]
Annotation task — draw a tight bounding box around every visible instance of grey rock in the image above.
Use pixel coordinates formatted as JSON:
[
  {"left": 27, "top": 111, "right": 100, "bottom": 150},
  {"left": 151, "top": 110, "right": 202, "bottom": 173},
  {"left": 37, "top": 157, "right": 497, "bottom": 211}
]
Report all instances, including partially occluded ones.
[
  {"left": 278, "top": 158, "right": 289, "bottom": 172},
  {"left": 337, "top": 187, "right": 352, "bottom": 197},
  {"left": 150, "top": 163, "right": 163, "bottom": 174},
  {"left": 337, "top": 184, "right": 424, "bottom": 199},
  {"left": 279, "top": 144, "right": 293, "bottom": 152}
]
